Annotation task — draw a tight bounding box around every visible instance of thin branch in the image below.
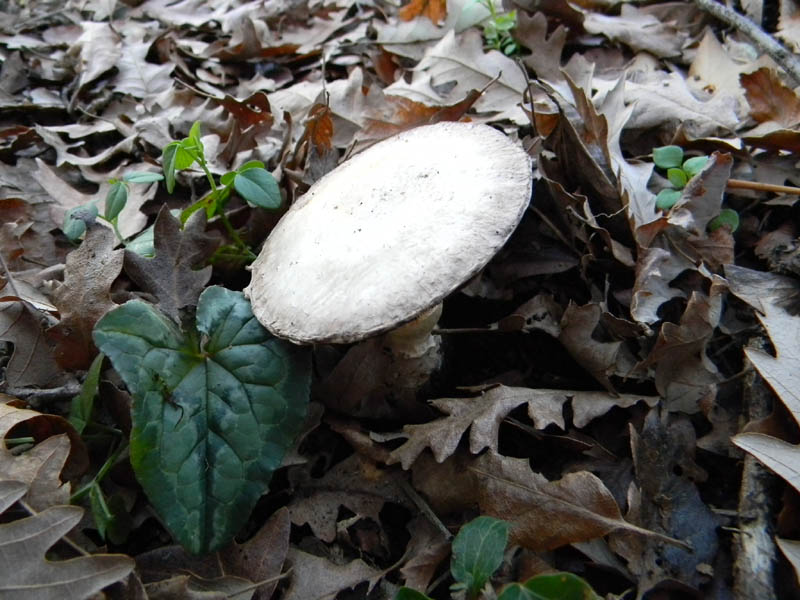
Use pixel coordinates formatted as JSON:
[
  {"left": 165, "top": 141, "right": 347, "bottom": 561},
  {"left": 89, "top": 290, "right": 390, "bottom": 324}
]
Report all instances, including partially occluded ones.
[
  {"left": 726, "top": 178, "right": 800, "bottom": 195},
  {"left": 693, "top": 0, "right": 800, "bottom": 85}
]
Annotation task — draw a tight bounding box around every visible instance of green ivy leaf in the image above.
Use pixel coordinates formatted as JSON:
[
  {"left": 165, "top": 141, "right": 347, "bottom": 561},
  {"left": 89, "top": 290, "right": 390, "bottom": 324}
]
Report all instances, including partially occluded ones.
[
  {"left": 655, "top": 188, "right": 681, "bottom": 211},
  {"left": 104, "top": 181, "right": 128, "bottom": 222},
  {"left": 497, "top": 573, "right": 600, "bottom": 600},
  {"left": 682, "top": 155, "right": 710, "bottom": 178},
  {"left": 234, "top": 168, "right": 281, "bottom": 209},
  {"left": 93, "top": 286, "right": 311, "bottom": 554},
  {"left": 708, "top": 208, "right": 740, "bottom": 232},
  {"left": 394, "top": 588, "right": 434, "bottom": 600},
  {"left": 451, "top": 516, "right": 509, "bottom": 598},
  {"left": 69, "top": 352, "right": 104, "bottom": 434},
  {"left": 653, "top": 145, "right": 684, "bottom": 169},
  {"left": 123, "top": 172, "right": 164, "bottom": 184},
  {"left": 667, "top": 167, "right": 688, "bottom": 189}
]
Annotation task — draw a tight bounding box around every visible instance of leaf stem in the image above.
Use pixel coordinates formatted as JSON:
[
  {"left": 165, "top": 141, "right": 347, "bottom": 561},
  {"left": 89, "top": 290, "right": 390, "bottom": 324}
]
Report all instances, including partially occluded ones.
[{"left": 196, "top": 154, "right": 256, "bottom": 260}]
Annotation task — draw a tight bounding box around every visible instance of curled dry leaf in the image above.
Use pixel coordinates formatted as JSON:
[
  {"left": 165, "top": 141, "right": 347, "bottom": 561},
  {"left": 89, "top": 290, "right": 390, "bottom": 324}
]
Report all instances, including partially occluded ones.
[
  {"left": 0, "top": 480, "right": 134, "bottom": 600},
  {"left": 0, "top": 402, "right": 88, "bottom": 501},
  {"left": 0, "top": 299, "right": 68, "bottom": 388}
]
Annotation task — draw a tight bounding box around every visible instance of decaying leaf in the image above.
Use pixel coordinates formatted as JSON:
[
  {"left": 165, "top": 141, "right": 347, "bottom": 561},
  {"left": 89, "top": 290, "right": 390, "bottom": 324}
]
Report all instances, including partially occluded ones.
[
  {"left": 281, "top": 548, "right": 381, "bottom": 600},
  {"left": 0, "top": 480, "right": 134, "bottom": 600},
  {"left": 123, "top": 207, "right": 218, "bottom": 322},
  {"left": 390, "top": 385, "right": 658, "bottom": 469},
  {"left": 473, "top": 451, "right": 674, "bottom": 551},
  {"left": 288, "top": 454, "right": 409, "bottom": 542},
  {"left": 610, "top": 409, "right": 718, "bottom": 595},
  {"left": 0, "top": 300, "right": 67, "bottom": 388},
  {"left": 46, "top": 226, "right": 123, "bottom": 370},
  {"left": 399, "top": 0, "right": 447, "bottom": 24}
]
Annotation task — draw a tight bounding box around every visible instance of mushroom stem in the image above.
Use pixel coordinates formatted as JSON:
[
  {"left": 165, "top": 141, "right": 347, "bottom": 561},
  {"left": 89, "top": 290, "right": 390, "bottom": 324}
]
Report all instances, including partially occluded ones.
[{"left": 384, "top": 303, "right": 443, "bottom": 358}]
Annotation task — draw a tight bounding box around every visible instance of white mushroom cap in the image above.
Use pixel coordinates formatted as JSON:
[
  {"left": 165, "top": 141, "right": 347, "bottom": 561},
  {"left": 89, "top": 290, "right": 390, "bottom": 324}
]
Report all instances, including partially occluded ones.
[{"left": 244, "top": 121, "right": 532, "bottom": 344}]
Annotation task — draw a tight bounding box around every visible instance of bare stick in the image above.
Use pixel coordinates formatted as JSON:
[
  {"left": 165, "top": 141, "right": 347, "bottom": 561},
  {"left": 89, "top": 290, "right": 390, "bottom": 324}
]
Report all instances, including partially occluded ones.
[
  {"left": 726, "top": 178, "right": 800, "bottom": 195},
  {"left": 693, "top": 0, "right": 800, "bottom": 85}
]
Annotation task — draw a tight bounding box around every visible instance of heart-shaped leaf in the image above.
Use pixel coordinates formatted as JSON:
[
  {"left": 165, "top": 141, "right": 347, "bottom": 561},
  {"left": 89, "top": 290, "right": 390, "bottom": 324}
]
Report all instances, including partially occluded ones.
[
  {"left": 234, "top": 168, "right": 281, "bottom": 209},
  {"left": 93, "top": 286, "right": 311, "bottom": 554}
]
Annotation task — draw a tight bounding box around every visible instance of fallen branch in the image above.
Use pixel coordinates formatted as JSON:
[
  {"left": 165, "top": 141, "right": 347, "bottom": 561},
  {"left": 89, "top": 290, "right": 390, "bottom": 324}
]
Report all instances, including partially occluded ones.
[{"left": 693, "top": 0, "right": 800, "bottom": 85}]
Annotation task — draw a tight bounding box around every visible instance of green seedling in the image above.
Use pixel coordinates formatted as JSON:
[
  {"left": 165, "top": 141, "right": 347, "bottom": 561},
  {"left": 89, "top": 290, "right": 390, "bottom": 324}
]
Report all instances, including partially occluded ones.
[
  {"left": 395, "top": 516, "right": 600, "bottom": 600},
  {"left": 63, "top": 171, "right": 164, "bottom": 248},
  {"left": 478, "top": 0, "right": 519, "bottom": 55},
  {"left": 708, "top": 207, "right": 740, "bottom": 233},
  {"left": 652, "top": 145, "right": 740, "bottom": 230},
  {"left": 652, "top": 145, "right": 709, "bottom": 211},
  {"left": 163, "top": 121, "right": 281, "bottom": 263}
]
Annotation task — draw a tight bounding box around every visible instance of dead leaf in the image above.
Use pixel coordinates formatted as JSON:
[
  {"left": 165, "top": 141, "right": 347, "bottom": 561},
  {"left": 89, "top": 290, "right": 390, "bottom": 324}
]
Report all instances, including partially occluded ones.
[
  {"left": 473, "top": 451, "right": 670, "bottom": 551},
  {"left": 399, "top": 515, "right": 450, "bottom": 590},
  {"left": 70, "top": 22, "right": 121, "bottom": 96},
  {"left": 729, "top": 268, "right": 800, "bottom": 493},
  {"left": 220, "top": 508, "right": 290, "bottom": 600},
  {"left": 609, "top": 409, "right": 718, "bottom": 595},
  {"left": 46, "top": 226, "right": 123, "bottom": 370},
  {"left": 385, "top": 29, "right": 528, "bottom": 124},
  {"left": 741, "top": 67, "right": 800, "bottom": 128},
  {"left": 288, "top": 454, "right": 409, "bottom": 542},
  {"left": 638, "top": 279, "right": 725, "bottom": 412},
  {"left": 123, "top": 208, "right": 217, "bottom": 322},
  {"left": 0, "top": 401, "right": 89, "bottom": 510},
  {"left": 399, "top": 0, "right": 447, "bottom": 25},
  {"left": 281, "top": 548, "right": 381, "bottom": 600},
  {"left": 0, "top": 300, "right": 67, "bottom": 387},
  {"left": 777, "top": 537, "right": 800, "bottom": 584},
  {"left": 389, "top": 386, "right": 567, "bottom": 469},
  {"left": 668, "top": 152, "right": 733, "bottom": 237},
  {"left": 630, "top": 243, "right": 693, "bottom": 324},
  {"left": 580, "top": 4, "right": 685, "bottom": 58},
  {"left": 0, "top": 479, "right": 134, "bottom": 599},
  {"left": 558, "top": 302, "right": 622, "bottom": 393}
]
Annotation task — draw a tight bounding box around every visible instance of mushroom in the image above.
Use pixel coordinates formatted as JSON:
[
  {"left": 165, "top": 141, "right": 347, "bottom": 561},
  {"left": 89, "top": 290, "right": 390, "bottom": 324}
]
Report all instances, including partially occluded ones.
[{"left": 244, "top": 121, "right": 532, "bottom": 414}]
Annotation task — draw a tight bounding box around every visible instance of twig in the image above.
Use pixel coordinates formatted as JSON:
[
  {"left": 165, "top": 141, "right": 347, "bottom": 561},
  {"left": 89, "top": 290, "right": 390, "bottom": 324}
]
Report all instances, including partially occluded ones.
[
  {"left": 1, "top": 383, "right": 82, "bottom": 404},
  {"left": 397, "top": 477, "right": 453, "bottom": 541},
  {"left": 726, "top": 178, "right": 800, "bottom": 195},
  {"left": 692, "top": 0, "right": 800, "bottom": 85}
]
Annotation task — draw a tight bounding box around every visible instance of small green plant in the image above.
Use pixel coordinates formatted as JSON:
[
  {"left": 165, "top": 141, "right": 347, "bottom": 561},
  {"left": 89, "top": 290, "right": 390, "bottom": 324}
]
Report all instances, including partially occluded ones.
[
  {"left": 478, "top": 0, "right": 519, "bottom": 56},
  {"left": 651, "top": 145, "right": 740, "bottom": 232},
  {"left": 652, "top": 145, "right": 709, "bottom": 211},
  {"left": 163, "top": 121, "right": 281, "bottom": 263},
  {"left": 63, "top": 171, "right": 164, "bottom": 246},
  {"left": 395, "top": 516, "right": 600, "bottom": 600},
  {"left": 64, "top": 121, "right": 281, "bottom": 263}
]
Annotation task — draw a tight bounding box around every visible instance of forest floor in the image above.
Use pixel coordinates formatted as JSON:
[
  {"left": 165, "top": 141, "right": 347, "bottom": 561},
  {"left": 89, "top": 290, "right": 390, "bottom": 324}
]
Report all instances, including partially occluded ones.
[{"left": 2, "top": 0, "right": 800, "bottom": 598}]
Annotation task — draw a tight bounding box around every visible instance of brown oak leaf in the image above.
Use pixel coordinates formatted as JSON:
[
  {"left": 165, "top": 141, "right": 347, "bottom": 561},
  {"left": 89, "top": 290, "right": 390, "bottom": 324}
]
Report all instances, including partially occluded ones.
[{"left": 46, "top": 226, "right": 123, "bottom": 370}]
